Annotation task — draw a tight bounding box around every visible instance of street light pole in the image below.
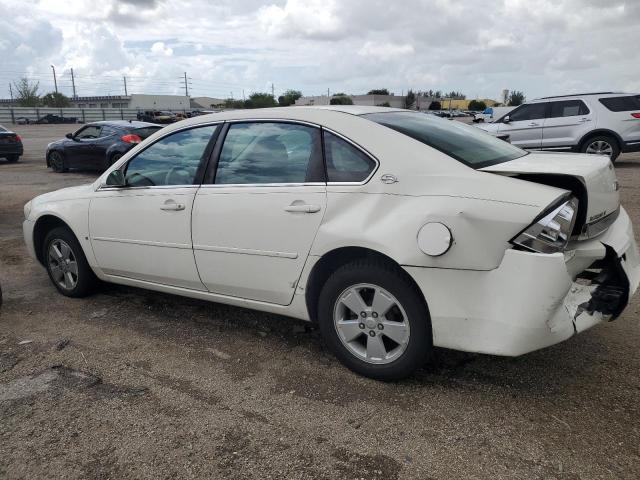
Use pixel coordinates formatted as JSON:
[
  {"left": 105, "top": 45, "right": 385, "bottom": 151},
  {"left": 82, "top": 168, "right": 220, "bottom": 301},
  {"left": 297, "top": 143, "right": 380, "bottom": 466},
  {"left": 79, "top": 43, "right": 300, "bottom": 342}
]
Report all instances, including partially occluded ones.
[{"left": 50, "top": 65, "right": 58, "bottom": 94}]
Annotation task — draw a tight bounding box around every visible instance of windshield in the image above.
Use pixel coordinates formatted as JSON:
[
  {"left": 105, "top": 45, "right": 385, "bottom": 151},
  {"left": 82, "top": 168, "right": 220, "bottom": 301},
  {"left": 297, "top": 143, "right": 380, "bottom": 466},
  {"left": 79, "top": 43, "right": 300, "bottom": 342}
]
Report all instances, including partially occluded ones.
[{"left": 363, "top": 111, "right": 527, "bottom": 169}]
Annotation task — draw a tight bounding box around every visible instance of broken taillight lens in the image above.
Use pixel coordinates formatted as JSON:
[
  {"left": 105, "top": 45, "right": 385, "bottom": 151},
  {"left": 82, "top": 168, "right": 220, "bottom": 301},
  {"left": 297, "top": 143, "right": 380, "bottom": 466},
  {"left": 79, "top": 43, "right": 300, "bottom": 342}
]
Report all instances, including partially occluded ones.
[
  {"left": 511, "top": 196, "right": 579, "bottom": 254},
  {"left": 121, "top": 134, "right": 142, "bottom": 144}
]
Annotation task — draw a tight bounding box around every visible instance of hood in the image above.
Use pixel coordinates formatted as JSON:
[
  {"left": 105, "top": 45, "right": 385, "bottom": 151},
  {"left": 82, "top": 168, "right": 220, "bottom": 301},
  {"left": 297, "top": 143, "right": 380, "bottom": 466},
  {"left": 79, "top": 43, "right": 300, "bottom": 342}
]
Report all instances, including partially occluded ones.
[
  {"left": 482, "top": 152, "right": 620, "bottom": 237},
  {"left": 32, "top": 184, "right": 95, "bottom": 206}
]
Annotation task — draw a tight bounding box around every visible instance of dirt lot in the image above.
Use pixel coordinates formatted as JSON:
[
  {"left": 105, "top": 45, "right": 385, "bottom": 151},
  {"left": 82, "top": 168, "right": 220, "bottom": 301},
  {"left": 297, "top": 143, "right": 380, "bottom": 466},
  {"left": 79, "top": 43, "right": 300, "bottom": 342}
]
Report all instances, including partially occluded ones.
[{"left": 1, "top": 124, "right": 640, "bottom": 479}]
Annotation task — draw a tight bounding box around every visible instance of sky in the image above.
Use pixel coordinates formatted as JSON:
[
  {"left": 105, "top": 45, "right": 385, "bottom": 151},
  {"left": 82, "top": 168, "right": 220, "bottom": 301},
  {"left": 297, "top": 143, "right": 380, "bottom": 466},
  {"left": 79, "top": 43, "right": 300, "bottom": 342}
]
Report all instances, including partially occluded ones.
[{"left": 1, "top": 0, "right": 639, "bottom": 102}]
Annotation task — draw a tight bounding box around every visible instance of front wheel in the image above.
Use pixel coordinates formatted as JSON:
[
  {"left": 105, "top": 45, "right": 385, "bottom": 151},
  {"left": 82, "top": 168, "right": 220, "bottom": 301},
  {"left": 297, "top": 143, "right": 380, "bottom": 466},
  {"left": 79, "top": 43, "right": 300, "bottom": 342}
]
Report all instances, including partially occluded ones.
[
  {"left": 581, "top": 135, "right": 620, "bottom": 162},
  {"left": 49, "top": 151, "right": 68, "bottom": 172},
  {"left": 318, "top": 260, "right": 432, "bottom": 380}
]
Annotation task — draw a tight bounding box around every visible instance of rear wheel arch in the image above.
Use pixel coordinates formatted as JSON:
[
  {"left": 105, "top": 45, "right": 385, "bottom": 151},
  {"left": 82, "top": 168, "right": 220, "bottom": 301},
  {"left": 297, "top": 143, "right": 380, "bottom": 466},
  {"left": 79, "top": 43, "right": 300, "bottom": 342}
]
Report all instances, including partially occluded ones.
[
  {"left": 305, "top": 246, "right": 429, "bottom": 324},
  {"left": 578, "top": 129, "right": 623, "bottom": 150},
  {"left": 33, "top": 215, "right": 78, "bottom": 266}
]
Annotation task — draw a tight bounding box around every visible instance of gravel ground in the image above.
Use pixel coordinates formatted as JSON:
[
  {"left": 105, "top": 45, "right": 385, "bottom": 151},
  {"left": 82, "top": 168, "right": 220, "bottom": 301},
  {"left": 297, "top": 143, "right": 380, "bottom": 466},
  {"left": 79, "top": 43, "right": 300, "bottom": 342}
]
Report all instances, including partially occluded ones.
[{"left": 1, "top": 124, "right": 640, "bottom": 479}]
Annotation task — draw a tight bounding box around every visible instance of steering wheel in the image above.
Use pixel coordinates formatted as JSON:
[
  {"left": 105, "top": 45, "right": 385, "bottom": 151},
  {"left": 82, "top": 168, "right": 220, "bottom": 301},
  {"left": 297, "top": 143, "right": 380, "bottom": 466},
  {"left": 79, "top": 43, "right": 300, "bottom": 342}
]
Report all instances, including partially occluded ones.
[{"left": 165, "top": 166, "right": 191, "bottom": 185}]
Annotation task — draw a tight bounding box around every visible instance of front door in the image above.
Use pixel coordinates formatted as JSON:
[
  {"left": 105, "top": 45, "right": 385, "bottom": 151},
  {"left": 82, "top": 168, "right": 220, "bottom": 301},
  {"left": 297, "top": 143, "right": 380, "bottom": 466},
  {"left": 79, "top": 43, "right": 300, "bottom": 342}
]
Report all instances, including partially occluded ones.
[
  {"left": 497, "top": 102, "right": 547, "bottom": 148},
  {"left": 192, "top": 121, "right": 327, "bottom": 305},
  {"left": 66, "top": 125, "right": 102, "bottom": 168},
  {"left": 89, "top": 124, "right": 219, "bottom": 290}
]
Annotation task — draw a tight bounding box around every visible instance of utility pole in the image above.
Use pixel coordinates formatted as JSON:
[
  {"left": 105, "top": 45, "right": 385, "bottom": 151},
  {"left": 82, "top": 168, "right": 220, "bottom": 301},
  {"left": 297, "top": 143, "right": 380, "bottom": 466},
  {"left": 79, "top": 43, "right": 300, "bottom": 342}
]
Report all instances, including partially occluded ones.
[
  {"left": 181, "top": 72, "right": 191, "bottom": 97},
  {"left": 242, "top": 89, "right": 245, "bottom": 101},
  {"left": 50, "top": 65, "right": 58, "bottom": 94},
  {"left": 271, "top": 83, "right": 275, "bottom": 98},
  {"left": 70, "top": 68, "right": 77, "bottom": 99},
  {"left": 9, "top": 83, "right": 13, "bottom": 102},
  {"left": 327, "top": 88, "right": 330, "bottom": 104},
  {"left": 123, "top": 76, "right": 128, "bottom": 96}
]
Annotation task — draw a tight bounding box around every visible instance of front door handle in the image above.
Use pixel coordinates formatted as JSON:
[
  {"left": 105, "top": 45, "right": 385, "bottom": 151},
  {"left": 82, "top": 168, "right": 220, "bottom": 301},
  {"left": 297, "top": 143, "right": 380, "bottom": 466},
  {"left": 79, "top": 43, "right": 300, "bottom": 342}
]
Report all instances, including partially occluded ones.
[
  {"left": 160, "top": 200, "right": 186, "bottom": 211},
  {"left": 579, "top": 118, "right": 592, "bottom": 123},
  {"left": 285, "top": 203, "right": 321, "bottom": 213},
  {"left": 528, "top": 122, "right": 540, "bottom": 127}
]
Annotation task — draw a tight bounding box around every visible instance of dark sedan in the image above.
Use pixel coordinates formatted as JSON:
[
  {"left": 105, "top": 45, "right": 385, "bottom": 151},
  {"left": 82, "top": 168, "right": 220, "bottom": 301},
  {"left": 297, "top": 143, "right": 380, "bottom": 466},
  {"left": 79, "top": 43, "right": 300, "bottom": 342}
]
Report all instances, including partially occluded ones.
[
  {"left": 0, "top": 125, "right": 23, "bottom": 163},
  {"left": 46, "top": 120, "right": 162, "bottom": 173}
]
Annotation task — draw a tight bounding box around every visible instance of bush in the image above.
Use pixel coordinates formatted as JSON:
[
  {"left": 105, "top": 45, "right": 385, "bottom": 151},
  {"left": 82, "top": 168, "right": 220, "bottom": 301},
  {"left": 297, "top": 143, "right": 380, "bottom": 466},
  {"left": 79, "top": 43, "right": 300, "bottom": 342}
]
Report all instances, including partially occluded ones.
[
  {"left": 467, "top": 100, "right": 487, "bottom": 111},
  {"left": 367, "top": 89, "right": 390, "bottom": 95},
  {"left": 330, "top": 95, "right": 353, "bottom": 105}
]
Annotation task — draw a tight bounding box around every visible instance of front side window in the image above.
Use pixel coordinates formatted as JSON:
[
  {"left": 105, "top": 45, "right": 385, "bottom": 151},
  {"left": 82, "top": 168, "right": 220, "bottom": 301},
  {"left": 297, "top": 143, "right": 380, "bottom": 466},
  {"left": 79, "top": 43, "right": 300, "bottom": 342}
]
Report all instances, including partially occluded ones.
[
  {"left": 508, "top": 103, "right": 547, "bottom": 121},
  {"left": 215, "top": 122, "right": 322, "bottom": 184},
  {"left": 125, "top": 125, "right": 217, "bottom": 187},
  {"left": 324, "top": 131, "right": 376, "bottom": 182},
  {"left": 549, "top": 100, "right": 589, "bottom": 118},
  {"left": 363, "top": 111, "right": 527, "bottom": 169},
  {"left": 75, "top": 126, "right": 102, "bottom": 139}
]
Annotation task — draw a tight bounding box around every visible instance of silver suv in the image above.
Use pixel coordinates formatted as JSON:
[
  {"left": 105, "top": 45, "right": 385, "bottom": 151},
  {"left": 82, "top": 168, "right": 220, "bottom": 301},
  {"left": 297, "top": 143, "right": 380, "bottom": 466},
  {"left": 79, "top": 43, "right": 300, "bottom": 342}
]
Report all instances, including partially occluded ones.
[{"left": 478, "top": 92, "right": 640, "bottom": 161}]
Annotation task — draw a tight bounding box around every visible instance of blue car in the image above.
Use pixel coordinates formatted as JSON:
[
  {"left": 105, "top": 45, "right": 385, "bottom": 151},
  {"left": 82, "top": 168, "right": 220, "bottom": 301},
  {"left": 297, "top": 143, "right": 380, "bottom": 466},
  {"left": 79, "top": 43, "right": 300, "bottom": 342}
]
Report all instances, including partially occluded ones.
[{"left": 46, "top": 120, "right": 162, "bottom": 173}]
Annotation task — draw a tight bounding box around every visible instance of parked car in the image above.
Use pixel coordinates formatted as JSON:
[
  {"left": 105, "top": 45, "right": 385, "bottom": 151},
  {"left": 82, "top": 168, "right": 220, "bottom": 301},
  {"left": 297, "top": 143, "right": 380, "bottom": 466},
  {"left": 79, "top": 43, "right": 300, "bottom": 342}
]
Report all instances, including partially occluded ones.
[
  {"left": 23, "top": 106, "right": 639, "bottom": 380},
  {"left": 472, "top": 106, "right": 516, "bottom": 123},
  {"left": 477, "top": 92, "right": 640, "bottom": 161},
  {"left": 0, "top": 125, "right": 23, "bottom": 163},
  {"left": 46, "top": 120, "right": 162, "bottom": 173},
  {"left": 35, "top": 114, "right": 77, "bottom": 124},
  {"left": 137, "top": 110, "right": 176, "bottom": 124},
  {"left": 15, "top": 117, "right": 30, "bottom": 125}
]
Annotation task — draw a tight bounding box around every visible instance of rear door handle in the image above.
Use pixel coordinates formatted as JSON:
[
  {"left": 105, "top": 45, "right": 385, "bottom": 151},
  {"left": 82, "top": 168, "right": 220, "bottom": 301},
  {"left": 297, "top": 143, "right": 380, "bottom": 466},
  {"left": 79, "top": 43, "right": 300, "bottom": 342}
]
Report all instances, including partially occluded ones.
[
  {"left": 160, "top": 200, "right": 186, "bottom": 211},
  {"left": 579, "top": 118, "right": 592, "bottom": 123},
  {"left": 285, "top": 203, "right": 321, "bottom": 213}
]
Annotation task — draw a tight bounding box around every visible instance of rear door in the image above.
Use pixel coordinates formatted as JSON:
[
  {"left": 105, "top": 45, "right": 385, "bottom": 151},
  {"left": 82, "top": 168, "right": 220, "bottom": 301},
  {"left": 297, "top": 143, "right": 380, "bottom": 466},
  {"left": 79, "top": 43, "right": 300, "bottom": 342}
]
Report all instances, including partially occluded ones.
[
  {"left": 496, "top": 103, "right": 547, "bottom": 148},
  {"left": 541, "top": 99, "right": 594, "bottom": 149},
  {"left": 191, "top": 121, "right": 326, "bottom": 305}
]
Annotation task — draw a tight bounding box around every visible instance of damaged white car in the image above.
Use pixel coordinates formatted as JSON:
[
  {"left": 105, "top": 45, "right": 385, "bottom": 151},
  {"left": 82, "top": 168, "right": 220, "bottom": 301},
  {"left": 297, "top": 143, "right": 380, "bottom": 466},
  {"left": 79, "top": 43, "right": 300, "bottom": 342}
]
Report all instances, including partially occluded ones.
[{"left": 23, "top": 106, "right": 639, "bottom": 380}]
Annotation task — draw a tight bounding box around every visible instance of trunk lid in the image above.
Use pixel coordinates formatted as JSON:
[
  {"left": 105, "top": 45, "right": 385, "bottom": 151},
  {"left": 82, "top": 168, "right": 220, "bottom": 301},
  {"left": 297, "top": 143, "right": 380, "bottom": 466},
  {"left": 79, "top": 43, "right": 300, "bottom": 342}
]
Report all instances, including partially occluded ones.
[{"left": 481, "top": 152, "right": 620, "bottom": 238}]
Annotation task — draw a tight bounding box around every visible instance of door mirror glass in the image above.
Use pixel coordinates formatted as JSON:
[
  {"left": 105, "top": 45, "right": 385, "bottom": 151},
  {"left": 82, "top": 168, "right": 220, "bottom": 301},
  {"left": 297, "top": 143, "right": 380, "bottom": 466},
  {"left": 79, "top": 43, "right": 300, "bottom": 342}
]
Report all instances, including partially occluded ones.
[
  {"left": 105, "top": 169, "right": 126, "bottom": 187},
  {"left": 502, "top": 115, "right": 510, "bottom": 123}
]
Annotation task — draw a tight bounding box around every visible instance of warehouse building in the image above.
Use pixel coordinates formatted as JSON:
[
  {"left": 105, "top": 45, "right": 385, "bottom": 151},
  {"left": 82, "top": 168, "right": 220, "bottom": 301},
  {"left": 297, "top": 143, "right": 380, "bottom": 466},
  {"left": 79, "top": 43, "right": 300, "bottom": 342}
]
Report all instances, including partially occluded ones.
[{"left": 67, "top": 94, "right": 190, "bottom": 110}]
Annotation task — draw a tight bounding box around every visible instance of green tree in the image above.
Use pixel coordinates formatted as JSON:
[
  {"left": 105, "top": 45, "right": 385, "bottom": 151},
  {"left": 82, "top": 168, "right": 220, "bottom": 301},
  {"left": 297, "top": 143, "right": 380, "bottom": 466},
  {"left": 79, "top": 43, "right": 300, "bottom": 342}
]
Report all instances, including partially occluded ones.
[
  {"left": 246, "top": 92, "right": 277, "bottom": 108},
  {"left": 330, "top": 95, "right": 353, "bottom": 105},
  {"left": 224, "top": 98, "right": 245, "bottom": 109},
  {"left": 508, "top": 90, "right": 525, "bottom": 106},
  {"left": 467, "top": 99, "right": 487, "bottom": 111},
  {"left": 41, "top": 91, "right": 71, "bottom": 108},
  {"left": 404, "top": 89, "right": 416, "bottom": 109},
  {"left": 428, "top": 100, "right": 441, "bottom": 110},
  {"left": 376, "top": 102, "right": 391, "bottom": 107},
  {"left": 277, "top": 89, "right": 302, "bottom": 107},
  {"left": 13, "top": 77, "right": 40, "bottom": 107},
  {"left": 367, "top": 88, "right": 390, "bottom": 95}
]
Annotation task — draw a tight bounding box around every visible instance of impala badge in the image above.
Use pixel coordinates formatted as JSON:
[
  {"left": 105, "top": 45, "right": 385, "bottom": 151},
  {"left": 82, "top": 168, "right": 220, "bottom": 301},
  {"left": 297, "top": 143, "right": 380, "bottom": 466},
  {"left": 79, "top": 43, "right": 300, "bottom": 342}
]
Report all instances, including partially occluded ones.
[{"left": 380, "top": 174, "right": 398, "bottom": 184}]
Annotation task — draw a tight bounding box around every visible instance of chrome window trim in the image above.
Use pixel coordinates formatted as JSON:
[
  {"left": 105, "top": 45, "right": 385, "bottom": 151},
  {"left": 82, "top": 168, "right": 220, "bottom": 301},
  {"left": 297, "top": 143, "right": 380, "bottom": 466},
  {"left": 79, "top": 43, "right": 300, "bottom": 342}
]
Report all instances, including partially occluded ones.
[
  {"left": 97, "top": 184, "right": 200, "bottom": 192},
  {"left": 321, "top": 127, "right": 380, "bottom": 186},
  {"left": 199, "top": 182, "right": 325, "bottom": 189}
]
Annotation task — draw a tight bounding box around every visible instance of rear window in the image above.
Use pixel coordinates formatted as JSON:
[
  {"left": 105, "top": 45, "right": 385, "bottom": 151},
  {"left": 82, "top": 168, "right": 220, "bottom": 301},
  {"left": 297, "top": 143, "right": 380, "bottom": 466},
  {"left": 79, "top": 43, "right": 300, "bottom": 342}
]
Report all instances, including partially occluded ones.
[
  {"left": 133, "top": 127, "right": 162, "bottom": 139},
  {"left": 0, "top": 126, "right": 6, "bottom": 132},
  {"left": 363, "top": 111, "right": 527, "bottom": 169},
  {"left": 599, "top": 95, "right": 640, "bottom": 112}
]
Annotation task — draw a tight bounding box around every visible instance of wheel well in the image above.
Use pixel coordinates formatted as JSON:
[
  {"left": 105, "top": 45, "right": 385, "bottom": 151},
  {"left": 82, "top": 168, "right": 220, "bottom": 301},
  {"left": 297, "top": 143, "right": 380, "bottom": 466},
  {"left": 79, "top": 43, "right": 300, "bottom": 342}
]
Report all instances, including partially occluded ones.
[
  {"left": 33, "top": 215, "right": 72, "bottom": 266},
  {"left": 304, "top": 246, "right": 428, "bottom": 323},
  {"left": 46, "top": 149, "right": 62, "bottom": 167},
  {"left": 579, "top": 130, "right": 623, "bottom": 150}
]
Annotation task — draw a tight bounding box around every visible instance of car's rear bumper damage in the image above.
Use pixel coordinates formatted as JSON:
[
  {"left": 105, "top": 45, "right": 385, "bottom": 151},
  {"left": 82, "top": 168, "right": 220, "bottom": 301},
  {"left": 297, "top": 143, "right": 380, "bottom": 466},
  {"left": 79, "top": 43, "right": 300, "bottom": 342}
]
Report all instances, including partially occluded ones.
[{"left": 405, "top": 206, "right": 640, "bottom": 356}]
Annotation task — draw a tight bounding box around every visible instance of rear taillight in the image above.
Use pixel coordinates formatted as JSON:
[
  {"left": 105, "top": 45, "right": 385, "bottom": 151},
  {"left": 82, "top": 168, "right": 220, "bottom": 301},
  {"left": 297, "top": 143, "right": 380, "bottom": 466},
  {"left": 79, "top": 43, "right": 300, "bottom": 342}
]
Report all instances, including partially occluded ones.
[
  {"left": 121, "top": 134, "right": 142, "bottom": 144},
  {"left": 14, "top": 135, "right": 21, "bottom": 142},
  {"left": 631, "top": 113, "right": 640, "bottom": 119}
]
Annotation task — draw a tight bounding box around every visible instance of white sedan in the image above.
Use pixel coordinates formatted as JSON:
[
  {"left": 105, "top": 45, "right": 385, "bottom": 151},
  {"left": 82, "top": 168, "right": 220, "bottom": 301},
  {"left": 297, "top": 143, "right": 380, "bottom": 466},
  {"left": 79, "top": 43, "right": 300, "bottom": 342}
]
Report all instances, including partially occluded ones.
[{"left": 23, "top": 106, "right": 640, "bottom": 380}]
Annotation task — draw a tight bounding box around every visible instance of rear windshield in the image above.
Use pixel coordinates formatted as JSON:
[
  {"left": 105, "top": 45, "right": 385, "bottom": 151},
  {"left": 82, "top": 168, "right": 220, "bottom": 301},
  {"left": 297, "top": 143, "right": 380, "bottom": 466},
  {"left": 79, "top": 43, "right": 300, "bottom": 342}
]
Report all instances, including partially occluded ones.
[
  {"left": 133, "top": 126, "right": 162, "bottom": 139},
  {"left": 363, "top": 111, "right": 527, "bottom": 169},
  {"left": 599, "top": 95, "right": 640, "bottom": 112}
]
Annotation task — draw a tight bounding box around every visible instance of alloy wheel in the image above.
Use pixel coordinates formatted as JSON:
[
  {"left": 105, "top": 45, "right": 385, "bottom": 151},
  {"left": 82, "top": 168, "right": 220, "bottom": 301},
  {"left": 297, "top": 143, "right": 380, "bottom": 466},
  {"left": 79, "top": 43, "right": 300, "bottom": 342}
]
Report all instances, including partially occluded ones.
[
  {"left": 50, "top": 152, "right": 64, "bottom": 171},
  {"left": 48, "top": 239, "right": 78, "bottom": 290},
  {"left": 585, "top": 140, "right": 613, "bottom": 158},
  {"left": 333, "top": 283, "right": 410, "bottom": 365}
]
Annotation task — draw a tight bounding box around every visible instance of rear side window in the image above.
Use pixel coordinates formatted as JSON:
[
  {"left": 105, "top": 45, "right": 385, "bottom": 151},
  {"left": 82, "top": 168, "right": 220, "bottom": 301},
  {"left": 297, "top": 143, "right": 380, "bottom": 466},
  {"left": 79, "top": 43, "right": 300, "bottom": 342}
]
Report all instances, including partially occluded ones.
[
  {"left": 323, "top": 132, "right": 376, "bottom": 182},
  {"left": 100, "top": 126, "right": 118, "bottom": 137},
  {"left": 508, "top": 103, "right": 547, "bottom": 121},
  {"left": 215, "top": 122, "right": 323, "bottom": 184},
  {"left": 549, "top": 100, "right": 590, "bottom": 117},
  {"left": 133, "top": 127, "right": 162, "bottom": 139},
  {"left": 599, "top": 96, "right": 640, "bottom": 112},
  {"left": 125, "top": 125, "right": 217, "bottom": 187}
]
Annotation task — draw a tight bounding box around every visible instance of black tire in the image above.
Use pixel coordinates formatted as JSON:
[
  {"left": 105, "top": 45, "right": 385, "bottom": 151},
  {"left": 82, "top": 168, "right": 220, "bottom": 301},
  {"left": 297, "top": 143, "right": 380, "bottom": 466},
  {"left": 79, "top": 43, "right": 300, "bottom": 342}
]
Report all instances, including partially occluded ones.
[
  {"left": 49, "top": 151, "right": 68, "bottom": 173},
  {"left": 581, "top": 135, "right": 620, "bottom": 162},
  {"left": 317, "top": 259, "right": 432, "bottom": 381},
  {"left": 6, "top": 155, "right": 19, "bottom": 163},
  {"left": 43, "top": 227, "right": 97, "bottom": 297},
  {"left": 108, "top": 152, "right": 122, "bottom": 168}
]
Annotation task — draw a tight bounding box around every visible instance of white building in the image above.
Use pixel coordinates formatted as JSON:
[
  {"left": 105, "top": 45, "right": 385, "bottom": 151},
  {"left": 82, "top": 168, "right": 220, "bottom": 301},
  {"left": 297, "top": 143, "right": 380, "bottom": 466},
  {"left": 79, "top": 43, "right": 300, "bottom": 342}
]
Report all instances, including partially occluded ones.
[
  {"left": 69, "top": 94, "right": 190, "bottom": 110},
  {"left": 295, "top": 93, "right": 433, "bottom": 110}
]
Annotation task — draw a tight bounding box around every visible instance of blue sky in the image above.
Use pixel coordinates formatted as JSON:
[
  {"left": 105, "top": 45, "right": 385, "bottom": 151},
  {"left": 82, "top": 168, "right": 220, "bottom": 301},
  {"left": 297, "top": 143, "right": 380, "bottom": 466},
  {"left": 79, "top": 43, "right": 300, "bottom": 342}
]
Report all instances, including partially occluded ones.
[{"left": 1, "top": 0, "right": 639, "bottom": 102}]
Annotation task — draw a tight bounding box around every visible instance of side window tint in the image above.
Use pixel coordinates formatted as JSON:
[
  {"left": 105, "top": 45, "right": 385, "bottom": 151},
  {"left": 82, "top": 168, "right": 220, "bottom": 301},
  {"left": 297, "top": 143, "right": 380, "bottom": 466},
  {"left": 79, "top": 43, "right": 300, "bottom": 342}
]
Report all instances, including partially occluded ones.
[
  {"left": 76, "top": 126, "right": 102, "bottom": 139},
  {"left": 324, "top": 131, "right": 376, "bottom": 182},
  {"left": 508, "top": 103, "right": 547, "bottom": 122},
  {"left": 100, "top": 126, "right": 118, "bottom": 137},
  {"left": 125, "top": 125, "right": 216, "bottom": 187},
  {"left": 550, "top": 100, "right": 589, "bottom": 118},
  {"left": 215, "top": 122, "right": 322, "bottom": 184}
]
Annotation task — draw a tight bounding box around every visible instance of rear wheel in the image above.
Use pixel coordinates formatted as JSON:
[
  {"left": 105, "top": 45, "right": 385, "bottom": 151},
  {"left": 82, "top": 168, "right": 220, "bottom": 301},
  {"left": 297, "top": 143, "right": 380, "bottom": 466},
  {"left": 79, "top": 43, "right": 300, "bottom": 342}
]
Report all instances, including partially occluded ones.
[
  {"left": 109, "top": 152, "right": 122, "bottom": 167},
  {"left": 43, "top": 227, "right": 96, "bottom": 297},
  {"left": 6, "top": 155, "right": 19, "bottom": 163},
  {"left": 49, "top": 151, "right": 68, "bottom": 173},
  {"left": 318, "top": 260, "right": 432, "bottom": 380},
  {"left": 581, "top": 135, "right": 620, "bottom": 162}
]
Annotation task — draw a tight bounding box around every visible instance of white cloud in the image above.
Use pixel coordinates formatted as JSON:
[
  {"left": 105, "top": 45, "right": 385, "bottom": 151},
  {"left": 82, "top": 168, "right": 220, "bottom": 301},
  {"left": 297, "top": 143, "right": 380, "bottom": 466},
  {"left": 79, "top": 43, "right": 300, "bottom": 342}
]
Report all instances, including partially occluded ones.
[
  {"left": 358, "top": 41, "right": 414, "bottom": 60},
  {"left": 150, "top": 41, "right": 173, "bottom": 57}
]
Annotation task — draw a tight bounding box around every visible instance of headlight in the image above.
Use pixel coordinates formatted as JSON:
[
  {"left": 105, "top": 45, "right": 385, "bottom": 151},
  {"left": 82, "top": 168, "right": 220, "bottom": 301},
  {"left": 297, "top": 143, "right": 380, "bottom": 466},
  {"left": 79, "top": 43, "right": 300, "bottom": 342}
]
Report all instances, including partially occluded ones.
[
  {"left": 24, "top": 201, "right": 32, "bottom": 220},
  {"left": 511, "top": 196, "right": 578, "bottom": 254}
]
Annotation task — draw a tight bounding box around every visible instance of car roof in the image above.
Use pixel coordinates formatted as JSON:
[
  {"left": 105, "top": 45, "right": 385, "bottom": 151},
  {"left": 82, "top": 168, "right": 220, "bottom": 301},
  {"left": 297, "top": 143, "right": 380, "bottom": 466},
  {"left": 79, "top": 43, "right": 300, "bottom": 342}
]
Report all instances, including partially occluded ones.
[
  {"left": 88, "top": 120, "right": 161, "bottom": 128},
  {"left": 530, "top": 92, "right": 638, "bottom": 103}
]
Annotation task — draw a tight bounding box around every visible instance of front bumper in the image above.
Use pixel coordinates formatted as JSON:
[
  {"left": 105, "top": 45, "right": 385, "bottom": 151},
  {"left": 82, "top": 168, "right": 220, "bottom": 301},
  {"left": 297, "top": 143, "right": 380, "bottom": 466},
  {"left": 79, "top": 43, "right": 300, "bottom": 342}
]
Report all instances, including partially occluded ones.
[
  {"left": 404, "top": 206, "right": 639, "bottom": 356},
  {"left": 23, "top": 219, "right": 37, "bottom": 261}
]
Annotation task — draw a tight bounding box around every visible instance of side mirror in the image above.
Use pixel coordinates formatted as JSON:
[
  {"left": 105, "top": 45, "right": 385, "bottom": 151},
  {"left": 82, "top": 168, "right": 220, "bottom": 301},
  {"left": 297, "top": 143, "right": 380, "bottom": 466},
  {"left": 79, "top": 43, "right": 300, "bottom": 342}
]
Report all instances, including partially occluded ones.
[
  {"left": 104, "top": 169, "right": 126, "bottom": 187},
  {"left": 65, "top": 133, "right": 74, "bottom": 139},
  {"left": 502, "top": 115, "right": 511, "bottom": 123}
]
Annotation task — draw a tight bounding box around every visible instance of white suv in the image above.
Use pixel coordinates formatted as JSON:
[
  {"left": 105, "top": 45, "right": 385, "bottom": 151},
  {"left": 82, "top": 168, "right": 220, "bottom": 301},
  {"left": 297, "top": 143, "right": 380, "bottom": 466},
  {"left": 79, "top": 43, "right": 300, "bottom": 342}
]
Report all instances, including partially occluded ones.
[{"left": 478, "top": 92, "right": 640, "bottom": 161}]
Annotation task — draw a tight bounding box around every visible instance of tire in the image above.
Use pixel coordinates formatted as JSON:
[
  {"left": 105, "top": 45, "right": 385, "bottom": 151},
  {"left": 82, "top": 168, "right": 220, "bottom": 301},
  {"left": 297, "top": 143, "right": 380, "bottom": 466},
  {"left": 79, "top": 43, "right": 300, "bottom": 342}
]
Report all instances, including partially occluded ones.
[
  {"left": 317, "top": 259, "right": 432, "bottom": 381},
  {"left": 43, "top": 227, "right": 97, "bottom": 297},
  {"left": 581, "top": 135, "right": 620, "bottom": 162},
  {"left": 6, "top": 155, "right": 19, "bottom": 163},
  {"left": 108, "top": 152, "right": 122, "bottom": 167},
  {"left": 49, "top": 151, "right": 68, "bottom": 173}
]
